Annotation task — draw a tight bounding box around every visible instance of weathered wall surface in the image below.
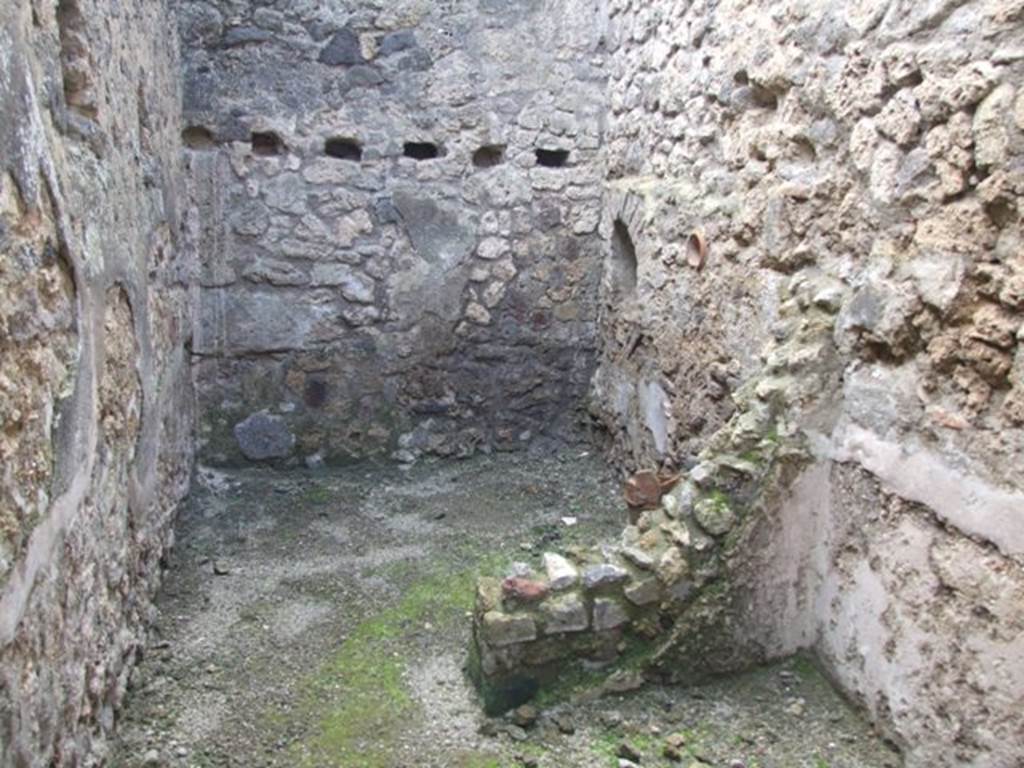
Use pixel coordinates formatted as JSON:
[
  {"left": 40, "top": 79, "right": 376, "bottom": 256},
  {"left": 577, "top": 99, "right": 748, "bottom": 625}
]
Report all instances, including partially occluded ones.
[
  {"left": 592, "top": 1, "right": 1024, "bottom": 765},
  {"left": 179, "top": 0, "right": 609, "bottom": 465},
  {"left": 0, "top": 0, "right": 194, "bottom": 764}
]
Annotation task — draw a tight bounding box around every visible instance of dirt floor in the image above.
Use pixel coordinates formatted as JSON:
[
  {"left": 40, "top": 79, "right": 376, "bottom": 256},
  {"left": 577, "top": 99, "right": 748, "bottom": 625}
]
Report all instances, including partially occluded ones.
[{"left": 109, "top": 451, "right": 902, "bottom": 768}]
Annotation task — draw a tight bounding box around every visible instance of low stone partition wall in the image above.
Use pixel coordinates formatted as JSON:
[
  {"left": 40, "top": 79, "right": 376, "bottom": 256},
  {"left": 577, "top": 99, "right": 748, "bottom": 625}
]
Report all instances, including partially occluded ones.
[
  {"left": 470, "top": 281, "right": 832, "bottom": 713},
  {"left": 470, "top": 461, "right": 766, "bottom": 714}
]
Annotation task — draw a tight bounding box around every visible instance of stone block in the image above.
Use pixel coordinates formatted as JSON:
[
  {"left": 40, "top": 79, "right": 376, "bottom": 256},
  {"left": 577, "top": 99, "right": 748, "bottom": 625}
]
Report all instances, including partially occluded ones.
[
  {"left": 583, "top": 563, "right": 629, "bottom": 590},
  {"left": 621, "top": 547, "right": 655, "bottom": 570},
  {"left": 233, "top": 412, "right": 295, "bottom": 461},
  {"left": 476, "top": 577, "right": 502, "bottom": 614},
  {"left": 503, "top": 577, "right": 549, "bottom": 603},
  {"left": 593, "top": 598, "right": 629, "bottom": 631},
  {"left": 624, "top": 577, "right": 661, "bottom": 607},
  {"left": 543, "top": 552, "right": 579, "bottom": 590},
  {"left": 694, "top": 496, "right": 736, "bottom": 536},
  {"left": 541, "top": 593, "right": 588, "bottom": 633},
  {"left": 482, "top": 611, "right": 537, "bottom": 648}
]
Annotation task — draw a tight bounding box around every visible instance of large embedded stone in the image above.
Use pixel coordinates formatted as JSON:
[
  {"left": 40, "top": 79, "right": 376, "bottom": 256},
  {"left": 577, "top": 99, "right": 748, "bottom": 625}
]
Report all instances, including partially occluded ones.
[
  {"left": 693, "top": 496, "right": 736, "bottom": 536},
  {"left": 593, "top": 598, "right": 629, "bottom": 631},
  {"left": 624, "top": 577, "right": 661, "bottom": 606},
  {"left": 233, "top": 412, "right": 295, "bottom": 461},
  {"left": 481, "top": 611, "right": 537, "bottom": 648},
  {"left": 541, "top": 593, "right": 588, "bottom": 633},
  {"left": 318, "top": 27, "right": 363, "bottom": 66},
  {"left": 543, "top": 552, "right": 579, "bottom": 590},
  {"left": 656, "top": 547, "right": 690, "bottom": 587},
  {"left": 621, "top": 547, "right": 655, "bottom": 570},
  {"left": 583, "top": 563, "right": 629, "bottom": 590}
]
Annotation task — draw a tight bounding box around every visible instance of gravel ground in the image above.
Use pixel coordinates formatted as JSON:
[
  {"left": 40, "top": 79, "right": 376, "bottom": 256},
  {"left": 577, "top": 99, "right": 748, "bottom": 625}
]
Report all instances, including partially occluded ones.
[{"left": 109, "top": 451, "right": 901, "bottom": 768}]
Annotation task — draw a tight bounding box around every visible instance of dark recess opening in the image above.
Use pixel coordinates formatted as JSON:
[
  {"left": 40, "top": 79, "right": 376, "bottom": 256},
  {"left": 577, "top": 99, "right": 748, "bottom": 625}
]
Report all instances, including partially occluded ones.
[
  {"left": 403, "top": 141, "right": 441, "bottom": 160},
  {"left": 473, "top": 145, "right": 505, "bottom": 168},
  {"left": 325, "top": 137, "right": 363, "bottom": 161},
  {"left": 182, "top": 126, "right": 216, "bottom": 150},
  {"left": 251, "top": 131, "right": 284, "bottom": 156},
  {"left": 535, "top": 148, "right": 570, "bottom": 168},
  {"left": 610, "top": 219, "right": 638, "bottom": 298}
]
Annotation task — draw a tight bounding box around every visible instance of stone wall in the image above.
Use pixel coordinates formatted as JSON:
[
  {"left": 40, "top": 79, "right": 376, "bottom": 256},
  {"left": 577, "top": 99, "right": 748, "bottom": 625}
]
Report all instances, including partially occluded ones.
[
  {"left": 587, "top": 1, "right": 1024, "bottom": 765},
  {"left": 179, "top": 0, "right": 609, "bottom": 465},
  {"left": 0, "top": 0, "right": 194, "bottom": 764}
]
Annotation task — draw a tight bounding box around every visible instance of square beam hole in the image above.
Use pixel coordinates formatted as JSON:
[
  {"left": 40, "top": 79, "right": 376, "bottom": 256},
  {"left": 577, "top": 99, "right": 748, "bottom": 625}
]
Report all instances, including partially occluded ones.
[
  {"left": 325, "top": 137, "right": 363, "bottom": 161},
  {"left": 473, "top": 145, "right": 505, "bottom": 168},
  {"left": 251, "top": 131, "right": 284, "bottom": 156},
  {"left": 535, "top": 148, "right": 570, "bottom": 167},
  {"left": 182, "top": 126, "right": 216, "bottom": 150},
  {"left": 403, "top": 141, "right": 441, "bottom": 160}
]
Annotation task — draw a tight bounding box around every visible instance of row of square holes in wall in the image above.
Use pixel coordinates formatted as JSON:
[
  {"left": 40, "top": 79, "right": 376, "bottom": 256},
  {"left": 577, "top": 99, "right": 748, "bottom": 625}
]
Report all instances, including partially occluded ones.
[{"left": 182, "top": 127, "right": 571, "bottom": 168}]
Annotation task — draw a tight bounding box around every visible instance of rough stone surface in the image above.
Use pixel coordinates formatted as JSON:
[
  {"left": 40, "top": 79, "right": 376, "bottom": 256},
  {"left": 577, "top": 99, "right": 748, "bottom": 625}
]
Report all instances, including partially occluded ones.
[
  {"left": 482, "top": 611, "right": 537, "bottom": 648},
  {"left": 582, "top": 563, "right": 630, "bottom": 590},
  {"left": 541, "top": 593, "right": 589, "bottom": 634},
  {"left": 3, "top": 1, "right": 1023, "bottom": 766},
  {"left": 179, "top": 0, "right": 607, "bottom": 464},
  {"left": 233, "top": 411, "right": 296, "bottom": 461},
  {"left": 0, "top": 0, "right": 195, "bottom": 764},
  {"left": 542, "top": 552, "right": 579, "bottom": 591},
  {"left": 587, "top": 2, "right": 1024, "bottom": 766},
  {"left": 593, "top": 598, "right": 629, "bottom": 631}
]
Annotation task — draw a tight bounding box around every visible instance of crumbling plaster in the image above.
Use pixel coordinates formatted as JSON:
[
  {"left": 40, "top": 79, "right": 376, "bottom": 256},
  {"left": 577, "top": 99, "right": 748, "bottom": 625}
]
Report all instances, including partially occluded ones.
[{"left": 588, "top": 0, "right": 1024, "bottom": 765}]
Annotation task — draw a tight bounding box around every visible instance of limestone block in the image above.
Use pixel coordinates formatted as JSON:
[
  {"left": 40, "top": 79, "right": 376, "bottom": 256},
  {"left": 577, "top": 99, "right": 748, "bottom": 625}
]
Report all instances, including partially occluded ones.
[
  {"left": 482, "top": 611, "right": 537, "bottom": 648},
  {"left": 541, "top": 593, "right": 589, "bottom": 633},
  {"left": 543, "top": 552, "right": 579, "bottom": 590}
]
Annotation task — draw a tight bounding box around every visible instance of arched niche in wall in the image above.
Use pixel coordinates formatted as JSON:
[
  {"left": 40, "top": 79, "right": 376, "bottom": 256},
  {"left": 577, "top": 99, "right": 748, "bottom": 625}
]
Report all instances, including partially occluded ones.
[{"left": 609, "top": 218, "right": 638, "bottom": 301}]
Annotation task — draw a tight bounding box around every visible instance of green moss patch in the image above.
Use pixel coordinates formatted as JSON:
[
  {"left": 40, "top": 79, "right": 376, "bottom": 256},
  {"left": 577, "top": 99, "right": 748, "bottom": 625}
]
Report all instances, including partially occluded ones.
[{"left": 280, "top": 566, "right": 483, "bottom": 767}]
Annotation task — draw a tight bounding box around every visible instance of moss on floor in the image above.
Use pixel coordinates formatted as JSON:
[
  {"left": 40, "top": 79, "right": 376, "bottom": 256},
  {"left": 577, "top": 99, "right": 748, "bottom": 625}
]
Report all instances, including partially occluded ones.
[{"left": 283, "top": 563, "right": 487, "bottom": 767}]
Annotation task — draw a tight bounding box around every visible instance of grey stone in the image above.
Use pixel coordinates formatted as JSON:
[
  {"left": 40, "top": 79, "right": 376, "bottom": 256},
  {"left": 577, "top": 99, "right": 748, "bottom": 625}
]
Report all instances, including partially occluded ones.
[
  {"left": 624, "top": 577, "right": 660, "bottom": 606},
  {"left": 542, "top": 552, "right": 579, "bottom": 590},
  {"left": 318, "top": 28, "right": 364, "bottom": 66},
  {"left": 233, "top": 412, "right": 296, "bottom": 461},
  {"left": 621, "top": 547, "right": 655, "bottom": 570},
  {"left": 593, "top": 598, "right": 629, "bottom": 631},
  {"left": 221, "top": 26, "right": 271, "bottom": 48},
  {"left": 542, "top": 593, "right": 588, "bottom": 633},
  {"left": 380, "top": 30, "right": 417, "bottom": 56},
  {"left": 582, "top": 563, "right": 629, "bottom": 590},
  {"left": 693, "top": 497, "right": 736, "bottom": 537}
]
